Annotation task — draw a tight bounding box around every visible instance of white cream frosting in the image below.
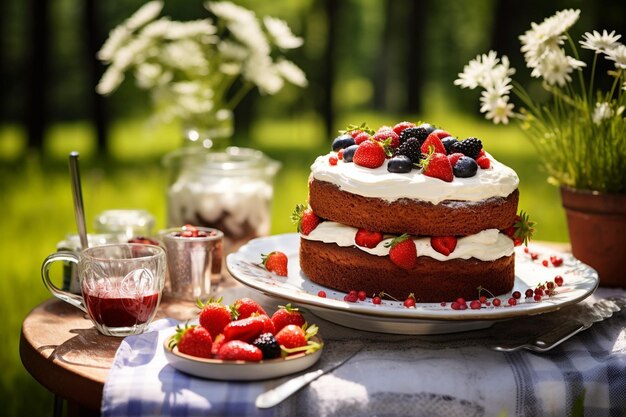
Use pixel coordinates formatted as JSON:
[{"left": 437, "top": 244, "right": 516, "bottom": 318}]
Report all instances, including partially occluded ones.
[
  {"left": 301, "top": 221, "right": 514, "bottom": 261},
  {"left": 310, "top": 152, "right": 519, "bottom": 204}
]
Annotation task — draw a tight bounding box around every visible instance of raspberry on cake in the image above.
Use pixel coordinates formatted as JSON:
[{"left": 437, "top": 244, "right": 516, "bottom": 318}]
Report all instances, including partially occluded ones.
[{"left": 296, "top": 121, "right": 529, "bottom": 302}]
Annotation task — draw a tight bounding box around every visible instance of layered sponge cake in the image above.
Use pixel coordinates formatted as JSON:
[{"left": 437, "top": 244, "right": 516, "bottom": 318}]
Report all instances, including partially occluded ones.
[{"left": 296, "top": 121, "right": 524, "bottom": 303}]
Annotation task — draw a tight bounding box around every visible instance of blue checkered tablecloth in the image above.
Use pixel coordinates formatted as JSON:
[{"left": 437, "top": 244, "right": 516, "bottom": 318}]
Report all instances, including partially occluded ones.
[{"left": 102, "top": 287, "right": 626, "bottom": 417}]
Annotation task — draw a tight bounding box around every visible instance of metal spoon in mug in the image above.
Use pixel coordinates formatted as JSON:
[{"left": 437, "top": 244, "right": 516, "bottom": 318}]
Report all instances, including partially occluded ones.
[{"left": 69, "top": 151, "right": 89, "bottom": 249}]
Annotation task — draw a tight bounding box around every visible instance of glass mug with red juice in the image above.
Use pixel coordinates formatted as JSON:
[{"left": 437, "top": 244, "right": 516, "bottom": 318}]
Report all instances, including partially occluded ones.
[{"left": 41, "top": 243, "right": 166, "bottom": 337}]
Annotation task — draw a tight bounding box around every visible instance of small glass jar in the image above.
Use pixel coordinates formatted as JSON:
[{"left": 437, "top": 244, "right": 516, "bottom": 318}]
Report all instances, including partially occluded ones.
[{"left": 163, "top": 147, "right": 280, "bottom": 252}]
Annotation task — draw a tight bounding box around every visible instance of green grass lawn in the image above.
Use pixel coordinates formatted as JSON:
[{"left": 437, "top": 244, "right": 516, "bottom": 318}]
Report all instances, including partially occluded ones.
[{"left": 0, "top": 111, "right": 569, "bottom": 416}]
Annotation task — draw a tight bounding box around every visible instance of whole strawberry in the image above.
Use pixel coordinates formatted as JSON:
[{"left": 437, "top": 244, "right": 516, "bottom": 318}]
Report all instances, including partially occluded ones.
[
  {"left": 353, "top": 141, "right": 386, "bottom": 169},
  {"left": 231, "top": 297, "right": 268, "bottom": 320},
  {"left": 262, "top": 251, "right": 288, "bottom": 276},
  {"left": 430, "top": 236, "right": 457, "bottom": 256},
  {"left": 223, "top": 316, "right": 265, "bottom": 342},
  {"left": 275, "top": 324, "right": 308, "bottom": 349},
  {"left": 291, "top": 204, "right": 321, "bottom": 235},
  {"left": 271, "top": 304, "right": 306, "bottom": 332},
  {"left": 385, "top": 234, "right": 417, "bottom": 270},
  {"left": 197, "top": 297, "right": 232, "bottom": 339},
  {"left": 218, "top": 340, "right": 263, "bottom": 361},
  {"left": 421, "top": 152, "right": 453, "bottom": 182},
  {"left": 355, "top": 229, "right": 384, "bottom": 248},
  {"left": 169, "top": 324, "right": 213, "bottom": 359}
]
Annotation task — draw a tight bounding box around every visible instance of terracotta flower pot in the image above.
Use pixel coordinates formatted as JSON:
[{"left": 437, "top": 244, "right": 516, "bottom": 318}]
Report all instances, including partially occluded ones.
[{"left": 560, "top": 186, "right": 626, "bottom": 288}]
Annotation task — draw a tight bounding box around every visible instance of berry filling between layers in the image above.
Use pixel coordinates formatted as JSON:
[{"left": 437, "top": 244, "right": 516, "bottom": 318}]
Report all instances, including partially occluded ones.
[{"left": 300, "top": 221, "right": 514, "bottom": 262}]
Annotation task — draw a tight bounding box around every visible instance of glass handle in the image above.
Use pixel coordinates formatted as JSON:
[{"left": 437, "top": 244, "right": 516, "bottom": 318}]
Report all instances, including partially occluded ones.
[{"left": 41, "top": 251, "right": 87, "bottom": 313}]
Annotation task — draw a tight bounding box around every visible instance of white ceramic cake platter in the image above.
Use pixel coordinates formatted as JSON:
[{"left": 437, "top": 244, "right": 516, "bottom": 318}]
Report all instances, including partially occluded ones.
[{"left": 226, "top": 233, "right": 598, "bottom": 335}]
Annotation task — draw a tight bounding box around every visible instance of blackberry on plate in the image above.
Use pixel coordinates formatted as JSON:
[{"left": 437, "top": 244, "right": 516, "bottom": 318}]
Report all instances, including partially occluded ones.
[
  {"left": 450, "top": 137, "right": 482, "bottom": 159},
  {"left": 453, "top": 156, "right": 478, "bottom": 178},
  {"left": 332, "top": 134, "right": 356, "bottom": 152},
  {"left": 252, "top": 332, "right": 281, "bottom": 359},
  {"left": 342, "top": 144, "right": 359, "bottom": 162},
  {"left": 395, "top": 137, "right": 423, "bottom": 163},
  {"left": 399, "top": 127, "right": 429, "bottom": 146},
  {"left": 387, "top": 155, "right": 413, "bottom": 173}
]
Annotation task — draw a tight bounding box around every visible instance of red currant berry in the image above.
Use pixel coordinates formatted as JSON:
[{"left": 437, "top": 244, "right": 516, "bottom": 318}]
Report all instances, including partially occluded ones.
[
  {"left": 534, "top": 294, "right": 542, "bottom": 302},
  {"left": 550, "top": 256, "right": 563, "bottom": 267},
  {"left": 545, "top": 288, "right": 554, "bottom": 297},
  {"left": 455, "top": 297, "right": 466, "bottom": 305},
  {"left": 470, "top": 300, "right": 481, "bottom": 310},
  {"left": 329, "top": 156, "right": 338, "bottom": 166},
  {"left": 547, "top": 281, "right": 555, "bottom": 290},
  {"left": 485, "top": 301, "right": 491, "bottom": 306},
  {"left": 344, "top": 294, "right": 357, "bottom": 302},
  {"left": 451, "top": 302, "right": 460, "bottom": 310},
  {"left": 479, "top": 296, "right": 487, "bottom": 304},
  {"left": 534, "top": 287, "right": 544, "bottom": 296},
  {"left": 349, "top": 290, "right": 357, "bottom": 297},
  {"left": 525, "top": 289, "right": 534, "bottom": 298},
  {"left": 337, "top": 149, "right": 344, "bottom": 160},
  {"left": 508, "top": 297, "right": 517, "bottom": 306},
  {"left": 357, "top": 290, "right": 367, "bottom": 301},
  {"left": 492, "top": 298, "right": 501, "bottom": 307},
  {"left": 404, "top": 298, "right": 416, "bottom": 308},
  {"left": 512, "top": 291, "right": 521, "bottom": 299},
  {"left": 440, "top": 301, "right": 446, "bottom": 307},
  {"left": 542, "top": 260, "right": 549, "bottom": 267},
  {"left": 317, "top": 290, "right": 326, "bottom": 298},
  {"left": 554, "top": 275, "right": 564, "bottom": 286},
  {"left": 372, "top": 296, "right": 381, "bottom": 305},
  {"left": 458, "top": 303, "right": 468, "bottom": 310},
  {"left": 531, "top": 253, "right": 539, "bottom": 260},
  {"left": 524, "top": 247, "right": 530, "bottom": 254}
]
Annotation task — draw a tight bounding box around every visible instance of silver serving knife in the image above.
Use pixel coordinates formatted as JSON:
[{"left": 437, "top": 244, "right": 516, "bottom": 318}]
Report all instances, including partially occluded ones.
[
  {"left": 492, "top": 298, "right": 626, "bottom": 353},
  {"left": 256, "top": 343, "right": 363, "bottom": 409}
]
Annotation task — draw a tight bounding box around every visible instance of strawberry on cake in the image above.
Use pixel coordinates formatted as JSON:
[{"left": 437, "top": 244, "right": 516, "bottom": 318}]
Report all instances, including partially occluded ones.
[{"left": 294, "top": 121, "right": 532, "bottom": 303}]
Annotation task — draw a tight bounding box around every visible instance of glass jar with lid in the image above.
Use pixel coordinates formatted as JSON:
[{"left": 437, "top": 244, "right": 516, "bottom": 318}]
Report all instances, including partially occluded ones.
[{"left": 163, "top": 147, "right": 281, "bottom": 252}]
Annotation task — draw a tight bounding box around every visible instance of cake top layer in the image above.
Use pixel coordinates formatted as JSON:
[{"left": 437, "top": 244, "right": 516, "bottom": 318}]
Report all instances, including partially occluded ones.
[
  {"left": 310, "top": 121, "right": 519, "bottom": 204},
  {"left": 310, "top": 152, "right": 519, "bottom": 204}
]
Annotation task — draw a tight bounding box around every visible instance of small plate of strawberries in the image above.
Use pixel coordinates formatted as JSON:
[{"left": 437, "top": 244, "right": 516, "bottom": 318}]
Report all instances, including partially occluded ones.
[{"left": 163, "top": 297, "right": 324, "bottom": 381}]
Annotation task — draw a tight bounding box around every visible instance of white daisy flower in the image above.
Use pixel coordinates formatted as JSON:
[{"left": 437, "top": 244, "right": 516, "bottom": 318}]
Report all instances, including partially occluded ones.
[
  {"left": 243, "top": 53, "right": 284, "bottom": 94},
  {"left": 218, "top": 40, "right": 249, "bottom": 61},
  {"left": 112, "top": 37, "right": 153, "bottom": 72},
  {"left": 206, "top": 1, "right": 256, "bottom": 25},
  {"left": 485, "top": 98, "right": 515, "bottom": 124},
  {"left": 530, "top": 48, "right": 585, "bottom": 86},
  {"left": 580, "top": 30, "right": 621, "bottom": 54},
  {"left": 96, "top": 67, "right": 125, "bottom": 95},
  {"left": 479, "top": 79, "right": 512, "bottom": 113},
  {"left": 606, "top": 44, "right": 626, "bottom": 69},
  {"left": 592, "top": 102, "right": 613, "bottom": 125},
  {"left": 454, "top": 51, "right": 504, "bottom": 89},
  {"left": 275, "top": 58, "right": 308, "bottom": 87},
  {"left": 520, "top": 9, "right": 580, "bottom": 69},
  {"left": 162, "top": 20, "right": 217, "bottom": 40},
  {"left": 263, "top": 16, "right": 303, "bottom": 49},
  {"left": 162, "top": 40, "right": 208, "bottom": 72},
  {"left": 125, "top": 1, "right": 163, "bottom": 31},
  {"left": 97, "top": 26, "right": 131, "bottom": 62}
]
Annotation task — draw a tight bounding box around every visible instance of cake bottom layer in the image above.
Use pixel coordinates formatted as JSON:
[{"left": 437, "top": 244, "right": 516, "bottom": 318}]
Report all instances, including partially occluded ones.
[{"left": 300, "top": 238, "right": 515, "bottom": 302}]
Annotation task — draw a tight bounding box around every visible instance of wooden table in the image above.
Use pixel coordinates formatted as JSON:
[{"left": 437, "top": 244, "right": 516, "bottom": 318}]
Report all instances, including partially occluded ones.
[
  {"left": 21, "top": 242, "right": 572, "bottom": 416},
  {"left": 20, "top": 296, "right": 200, "bottom": 416}
]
